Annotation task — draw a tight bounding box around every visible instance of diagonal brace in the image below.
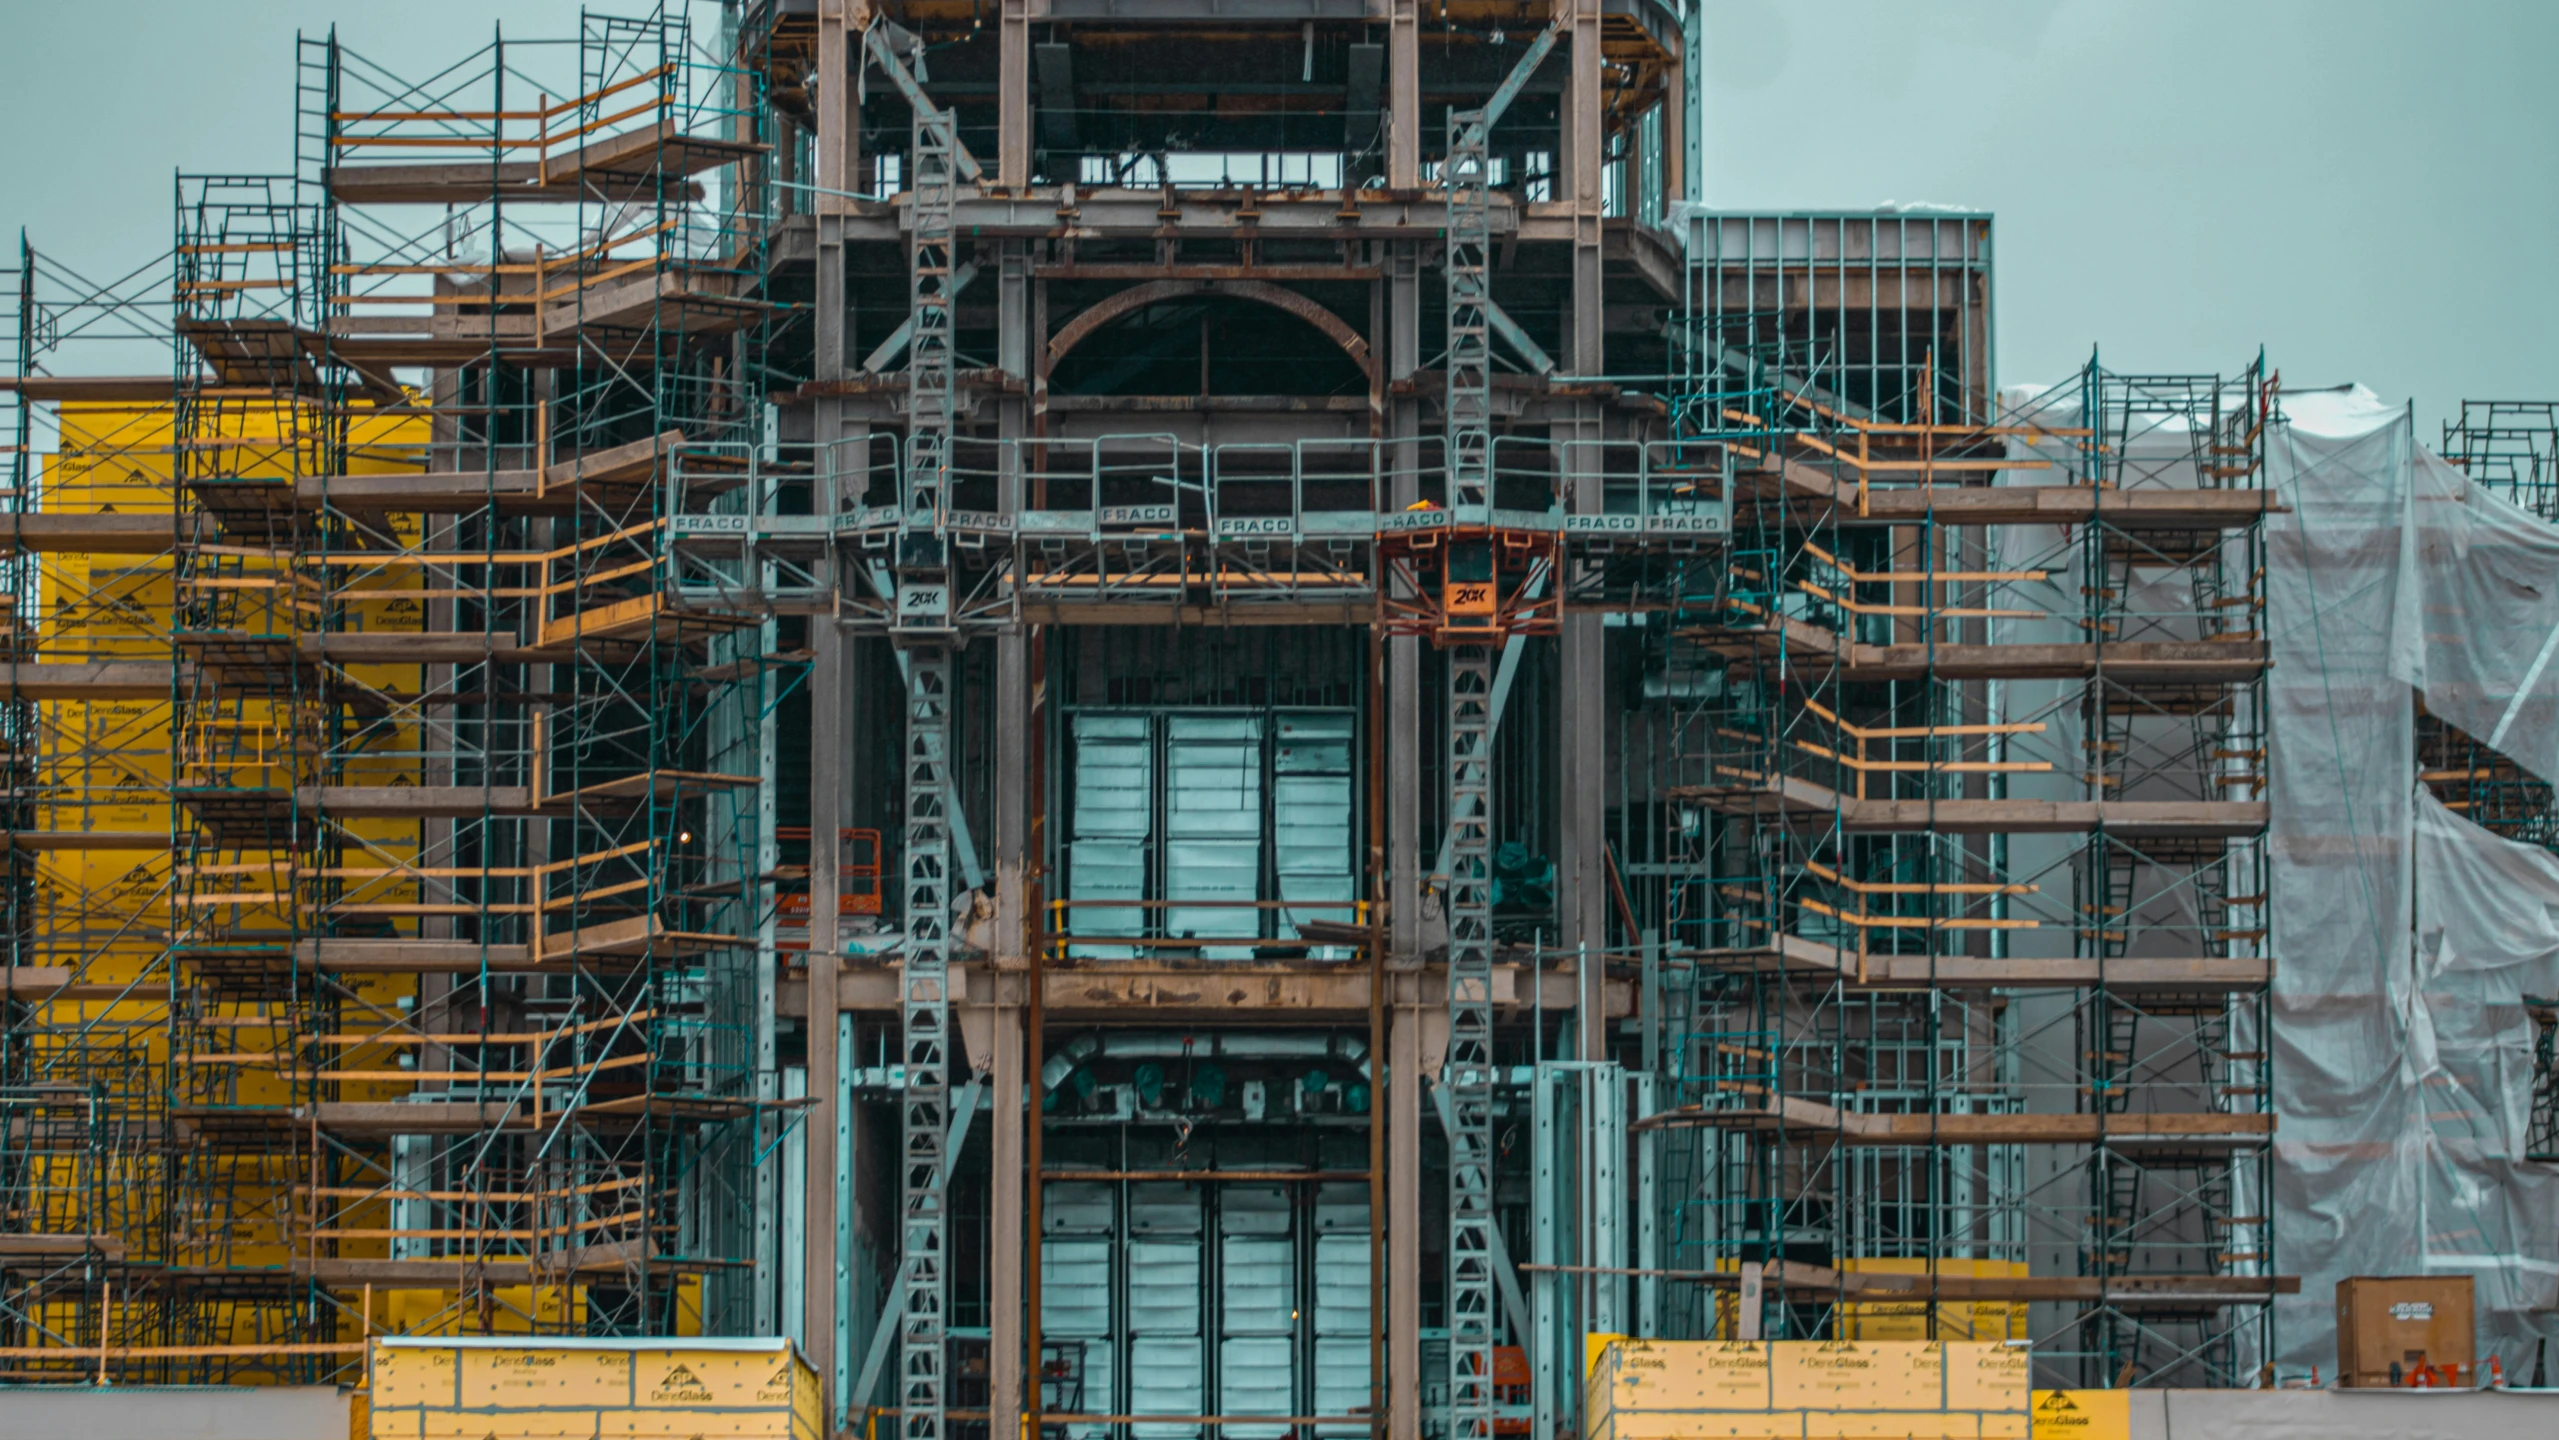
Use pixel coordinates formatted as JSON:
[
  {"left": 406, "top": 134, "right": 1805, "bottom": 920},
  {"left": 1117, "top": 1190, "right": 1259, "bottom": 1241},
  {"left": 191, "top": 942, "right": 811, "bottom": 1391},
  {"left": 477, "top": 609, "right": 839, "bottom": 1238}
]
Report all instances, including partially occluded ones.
[
  {"left": 1483, "top": 298, "right": 1557, "bottom": 376},
  {"left": 864, "top": 27, "right": 987, "bottom": 184},
  {"left": 1475, "top": 23, "right": 1564, "bottom": 138},
  {"left": 848, "top": 1073, "right": 986, "bottom": 1413},
  {"left": 863, "top": 262, "right": 981, "bottom": 373}
]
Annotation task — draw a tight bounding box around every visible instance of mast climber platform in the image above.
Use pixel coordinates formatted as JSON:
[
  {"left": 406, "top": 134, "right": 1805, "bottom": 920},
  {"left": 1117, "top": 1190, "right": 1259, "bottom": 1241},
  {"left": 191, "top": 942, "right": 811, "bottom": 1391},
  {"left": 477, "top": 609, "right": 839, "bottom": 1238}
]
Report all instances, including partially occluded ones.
[{"left": 0, "top": 0, "right": 2308, "bottom": 1421}]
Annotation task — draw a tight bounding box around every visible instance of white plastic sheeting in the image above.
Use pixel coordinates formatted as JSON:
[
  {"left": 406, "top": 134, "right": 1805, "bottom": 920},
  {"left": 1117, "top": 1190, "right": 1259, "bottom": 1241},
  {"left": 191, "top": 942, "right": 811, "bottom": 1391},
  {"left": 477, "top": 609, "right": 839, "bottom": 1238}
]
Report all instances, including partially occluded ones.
[
  {"left": 2399, "top": 450, "right": 2559, "bottom": 788},
  {"left": 2265, "top": 388, "right": 2420, "bottom": 1375},
  {"left": 2413, "top": 790, "right": 2559, "bottom": 1367},
  {"left": 2266, "top": 386, "right": 2559, "bottom": 1374}
]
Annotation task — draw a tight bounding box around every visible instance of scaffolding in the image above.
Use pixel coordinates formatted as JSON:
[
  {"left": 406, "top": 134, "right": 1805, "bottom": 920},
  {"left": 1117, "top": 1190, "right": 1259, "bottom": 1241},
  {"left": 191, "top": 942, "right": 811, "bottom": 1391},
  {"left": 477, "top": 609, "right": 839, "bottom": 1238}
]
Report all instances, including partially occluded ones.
[
  {"left": 0, "top": 0, "right": 2332, "bottom": 1418},
  {"left": 3, "top": 5, "right": 776, "bottom": 1376},
  {"left": 1649, "top": 300, "right": 2278, "bottom": 1384}
]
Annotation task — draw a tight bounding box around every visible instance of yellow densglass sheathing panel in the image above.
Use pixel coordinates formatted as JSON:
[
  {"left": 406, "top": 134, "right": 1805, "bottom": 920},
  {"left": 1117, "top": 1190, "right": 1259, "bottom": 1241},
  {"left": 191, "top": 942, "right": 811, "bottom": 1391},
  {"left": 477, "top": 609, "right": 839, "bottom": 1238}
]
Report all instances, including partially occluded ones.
[
  {"left": 24, "top": 401, "right": 432, "bottom": 1330},
  {"left": 1834, "top": 1260, "right": 2029, "bottom": 1343},
  {"left": 1585, "top": 1340, "right": 2030, "bottom": 1440},
  {"left": 2025, "top": 1391, "right": 2128, "bottom": 1440},
  {"left": 369, "top": 1338, "right": 819, "bottom": 1440}
]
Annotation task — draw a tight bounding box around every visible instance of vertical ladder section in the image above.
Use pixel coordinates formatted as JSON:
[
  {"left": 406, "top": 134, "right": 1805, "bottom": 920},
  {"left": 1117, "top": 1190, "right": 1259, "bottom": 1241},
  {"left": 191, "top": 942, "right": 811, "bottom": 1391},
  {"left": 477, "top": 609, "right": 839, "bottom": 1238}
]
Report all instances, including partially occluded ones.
[
  {"left": 1444, "top": 111, "right": 1493, "bottom": 513},
  {"left": 1444, "top": 640, "right": 1498, "bottom": 1440},
  {"left": 897, "top": 95, "right": 961, "bottom": 1440},
  {"left": 899, "top": 646, "right": 953, "bottom": 1440},
  {"left": 906, "top": 108, "right": 958, "bottom": 542}
]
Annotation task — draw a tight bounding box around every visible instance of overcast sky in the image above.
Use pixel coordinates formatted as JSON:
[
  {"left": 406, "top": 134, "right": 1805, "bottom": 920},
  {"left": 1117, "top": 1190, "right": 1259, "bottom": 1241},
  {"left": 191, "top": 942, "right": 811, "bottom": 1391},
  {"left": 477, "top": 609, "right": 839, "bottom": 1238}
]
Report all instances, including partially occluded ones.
[{"left": 6, "top": 0, "right": 2551, "bottom": 434}]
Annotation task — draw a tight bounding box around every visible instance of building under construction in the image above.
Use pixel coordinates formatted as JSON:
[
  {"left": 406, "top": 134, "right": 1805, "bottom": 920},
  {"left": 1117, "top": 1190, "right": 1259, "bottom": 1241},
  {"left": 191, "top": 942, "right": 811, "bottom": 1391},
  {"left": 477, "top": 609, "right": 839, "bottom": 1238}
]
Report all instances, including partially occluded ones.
[{"left": 2, "top": 1, "right": 2555, "bottom": 1435}]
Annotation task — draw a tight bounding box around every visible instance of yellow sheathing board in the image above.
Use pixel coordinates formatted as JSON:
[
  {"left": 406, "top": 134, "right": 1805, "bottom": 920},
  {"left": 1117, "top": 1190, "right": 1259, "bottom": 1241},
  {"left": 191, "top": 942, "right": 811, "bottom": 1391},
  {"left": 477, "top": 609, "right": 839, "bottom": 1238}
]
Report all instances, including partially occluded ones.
[
  {"left": 369, "top": 1340, "right": 818, "bottom": 1440},
  {"left": 1944, "top": 1345, "right": 2030, "bottom": 1412},
  {"left": 2026, "top": 1391, "right": 2128, "bottom": 1440},
  {"left": 1595, "top": 1339, "right": 1775, "bottom": 1410},
  {"left": 457, "top": 1345, "right": 636, "bottom": 1406},
  {"left": 1585, "top": 1340, "right": 2030, "bottom": 1440},
  {"left": 371, "top": 1342, "right": 459, "bottom": 1408},
  {"left": 1835, "top": 1260, "right": 2030, "bottom": 1342},
  {"left": 1770, "top": 1343, "right": 1942, "bottom": 1411},
  {"left": 24, "top": 399, "right": 443, "bottom": 1336}
]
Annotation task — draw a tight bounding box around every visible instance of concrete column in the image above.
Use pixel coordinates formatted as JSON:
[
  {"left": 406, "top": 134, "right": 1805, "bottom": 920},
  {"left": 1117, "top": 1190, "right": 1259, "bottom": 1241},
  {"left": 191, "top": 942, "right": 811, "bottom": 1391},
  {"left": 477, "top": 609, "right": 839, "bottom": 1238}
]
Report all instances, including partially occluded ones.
[
  {"left": 989, "top": 998, "right": 1024, "bottom": 1439},
  {"left": 1000, "top": 0, "right": 1033, "bottom": 190},
  {"left": 1558, "top": 0, "right": 1610, "bottom": 1058},
  {"left": 1660, "top": 68, "right": 1686, "bottom": 209},
  {"left": 1389, "top": 995, "right": 1424, "bottom": 1440},
  {"left": 1388, "top": 241, "right": 1423, "bottom": 967},
  {"left": 987, "top": 234, "right": 1036, "bottom": 1434},
  {"left": 1384, "top": 229, "right": 1424, "bottom": 1440},
  {"left": 1388, "top": 0, "right": 1420, "bottom": 190},
  {"left": 1564, "top": 0, "right": 1605, "bottom": 370},
  {"left": 805, "top": 629, "right": 845, "bottom": 1410},
  {"left": 805, "top": 0, "right": 857, "bottom": 1414},
  {"left": 817, "top": 0, "right": 860, "bottom": 211}
]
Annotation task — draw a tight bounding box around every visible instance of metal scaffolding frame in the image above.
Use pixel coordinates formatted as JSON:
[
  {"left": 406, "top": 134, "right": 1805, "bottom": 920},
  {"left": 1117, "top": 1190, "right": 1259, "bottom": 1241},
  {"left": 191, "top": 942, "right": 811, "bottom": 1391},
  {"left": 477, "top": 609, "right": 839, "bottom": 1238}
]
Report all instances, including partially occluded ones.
[{"left": 0, "top": 0, "right": 2342, "bottom": 1421}]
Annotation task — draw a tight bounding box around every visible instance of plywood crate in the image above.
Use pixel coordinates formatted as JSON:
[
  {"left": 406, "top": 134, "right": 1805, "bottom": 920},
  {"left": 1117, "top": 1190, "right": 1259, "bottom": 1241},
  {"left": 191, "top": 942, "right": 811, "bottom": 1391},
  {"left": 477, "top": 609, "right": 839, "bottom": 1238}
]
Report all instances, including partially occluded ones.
[
  {"left": 2335, "top": 1275, "right": 2475, "bottom": 1386},
  {"left": 370, "top": 1337, "right": 821, "bottom": 1440}
]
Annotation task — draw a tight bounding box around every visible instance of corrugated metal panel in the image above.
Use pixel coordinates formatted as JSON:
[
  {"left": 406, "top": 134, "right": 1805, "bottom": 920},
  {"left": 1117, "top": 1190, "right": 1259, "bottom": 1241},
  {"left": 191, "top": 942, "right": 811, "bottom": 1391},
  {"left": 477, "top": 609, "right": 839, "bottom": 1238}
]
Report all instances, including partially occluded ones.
[
  {"left": 1311, "top": 1336, "right": 1372, "bottom": 1437},
  {"left": 1053, "top": 1341, "right": 1114, "bottom": 1440},
  {"left": 1273, "top": 711, "right": 1355, "bottom": 950},
  {"left": 1165, "top": 714, "right": 1262, "bottom": 957},
  {"left": 1044, "top": 1181, "right": 1116, "bottom": 1235},
  {"left": 1312, "top": 1181, "right": 1369, "bottom": 1233},
  {"left": 1220, "top": 1184, "right": 1291, "bottom": 1236},
  {"left": 1218, "top": 1336, "right": 1295, "bottom": 1440},
  {"left": 1044, "top": 1230, "right": 1115, "bottom": 1440},
  {"left": 1069, "top": 713, "right": 1152, "bottom": 957},
  {"left": 1219, "top": 1237, "right": 1293, "bottom": 1335},
  {"left": 1042, "top": 1239, "right": 1113, "bottom": 1336},
  {"left": 1129, "top": 1182, "right": 1202, "bottom": 1235},
  {"left": 1127, "top": 1336, "right": 1203, "bottom": 1440},
  {"left": 1128, "top": 1239, "right": 1202, "bottom": 1334},
  {"left": 1216, "top": 1183, "right": 1297, "bottom": 1431},
  {"left": 1313, "top": 1234, "right": 1369, "bottom": 1336}
]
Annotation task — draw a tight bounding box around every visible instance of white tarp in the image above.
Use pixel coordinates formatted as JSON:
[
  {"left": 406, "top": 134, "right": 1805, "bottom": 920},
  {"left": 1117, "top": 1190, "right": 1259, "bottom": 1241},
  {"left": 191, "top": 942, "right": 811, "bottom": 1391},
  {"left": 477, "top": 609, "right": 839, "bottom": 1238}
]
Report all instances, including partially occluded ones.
[
  {"left": 2412, "top": 788, "right": 2559, "bottom": 1367},
  {"left": 2267, "top": 385, "right": 2559, "bottom": 1375},
  {"left": 2265, "top": 386, "right": 2422, "bottom": 1375},
  {"left": 2400, "top": 448, "right": 2559, "bottom": 788}
]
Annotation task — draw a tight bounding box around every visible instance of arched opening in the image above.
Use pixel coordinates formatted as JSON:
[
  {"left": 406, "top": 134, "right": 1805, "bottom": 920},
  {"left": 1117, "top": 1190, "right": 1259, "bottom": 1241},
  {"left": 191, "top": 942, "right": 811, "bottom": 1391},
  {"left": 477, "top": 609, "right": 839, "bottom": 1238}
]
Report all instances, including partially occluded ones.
[{"left": 1045, "top": 284, "right": 1369, "bottom": 399}]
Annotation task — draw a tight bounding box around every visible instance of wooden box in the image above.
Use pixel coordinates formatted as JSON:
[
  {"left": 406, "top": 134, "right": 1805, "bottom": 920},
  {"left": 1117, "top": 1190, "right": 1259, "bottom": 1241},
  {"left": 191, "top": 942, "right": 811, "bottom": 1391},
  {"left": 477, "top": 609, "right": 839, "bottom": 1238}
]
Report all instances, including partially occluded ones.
[{"left": 2335, "top": 1275, "right": 2474, "bottom": 1386}]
